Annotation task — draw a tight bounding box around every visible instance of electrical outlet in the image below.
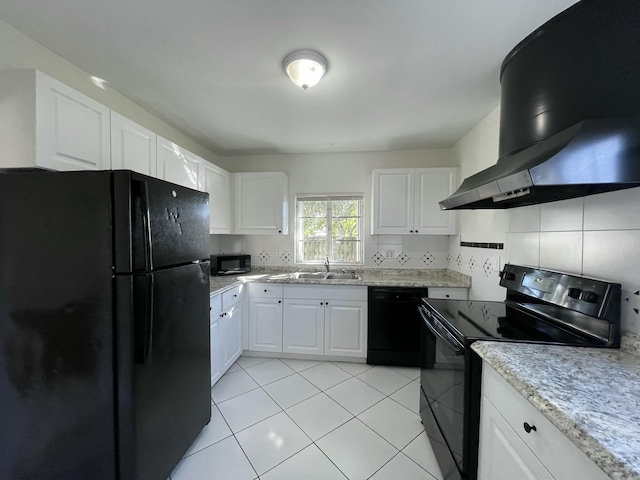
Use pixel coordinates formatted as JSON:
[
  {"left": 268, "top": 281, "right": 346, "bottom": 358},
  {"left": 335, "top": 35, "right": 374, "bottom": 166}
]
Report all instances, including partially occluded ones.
[{"left": 385, "top": 250, "right": 395, "bottom": 258}]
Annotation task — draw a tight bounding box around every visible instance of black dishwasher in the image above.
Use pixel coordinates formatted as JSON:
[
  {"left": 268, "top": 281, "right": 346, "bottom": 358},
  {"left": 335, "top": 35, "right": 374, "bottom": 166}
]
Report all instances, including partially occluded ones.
[{"left": 367, "top": 286, "right": 428, "bottom": 366}]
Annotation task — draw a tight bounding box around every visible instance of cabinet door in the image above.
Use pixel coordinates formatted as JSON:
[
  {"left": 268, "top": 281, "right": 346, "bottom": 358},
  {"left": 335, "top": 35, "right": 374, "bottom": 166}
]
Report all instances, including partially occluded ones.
[
  {"left": 223, "top": 304, "right": 244, "bottom": 369},
  {"left": 478, "top": 398, "right": 554, "bottom": 480},
  {"left": 248, "top": 298, "right": 283, "bottom": 352},
  {"left": 36, "top": 72, "right": 110, "bottom": 171},
  {"left": 324, "top": 300, "right": 367, "bottom": 357},
  {"left": 371, "top": 169, "right": 414, "bottom": 234},
  {"left": 201, "top": 162, "right": 232, "bottom": 234},
  {"left": 234, "top": 172, "right": 289, "bottom": 235},
  {"left": 414, "top": 168, "right": 458, "bottom": 234},
  {"left": 210, "top": 313, "right": 224, "bottom": 386},
  {"left": 111, "top": 112, "right": 157, "bottom": 176},
  {"left": 283, "top": 299, "right": 325, "bottom": 355},
  {"left": 156, "top": 136, "right": 200, "bottom": 190}
]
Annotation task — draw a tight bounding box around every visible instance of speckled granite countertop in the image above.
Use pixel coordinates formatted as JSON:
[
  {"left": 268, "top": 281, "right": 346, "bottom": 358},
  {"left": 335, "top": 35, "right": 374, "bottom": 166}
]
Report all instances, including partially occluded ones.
[
  {"left": 209, "top": 268, "right": 471, "bottom": 295},
  {"left": 472, "top": 335, "right": 640, "bottom": 480}
]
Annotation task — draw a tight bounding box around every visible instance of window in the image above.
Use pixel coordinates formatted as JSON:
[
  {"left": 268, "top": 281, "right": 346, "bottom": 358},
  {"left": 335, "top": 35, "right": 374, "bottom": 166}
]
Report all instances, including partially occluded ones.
[{"left": 295, "top": 194, "right": 364, "bottom": 265}]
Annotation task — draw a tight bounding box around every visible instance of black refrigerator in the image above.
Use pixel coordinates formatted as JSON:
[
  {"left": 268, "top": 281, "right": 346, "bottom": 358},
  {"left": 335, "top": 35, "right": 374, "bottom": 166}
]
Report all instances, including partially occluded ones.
[{"left": 0, "top": 169, "right": 211, "bottom": 480}]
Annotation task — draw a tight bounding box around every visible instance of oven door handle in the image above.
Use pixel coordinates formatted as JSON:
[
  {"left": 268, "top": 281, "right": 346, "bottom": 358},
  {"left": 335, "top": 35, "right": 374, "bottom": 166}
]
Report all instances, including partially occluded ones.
[{"left": 418, "top": 305, "right": 465, "bottom": 355}]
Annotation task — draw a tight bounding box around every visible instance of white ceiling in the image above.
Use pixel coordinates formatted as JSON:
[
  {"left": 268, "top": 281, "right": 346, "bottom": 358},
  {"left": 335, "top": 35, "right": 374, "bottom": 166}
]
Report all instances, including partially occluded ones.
[{"left": 0, "top": 0, "right": 577, "bottom": 156}]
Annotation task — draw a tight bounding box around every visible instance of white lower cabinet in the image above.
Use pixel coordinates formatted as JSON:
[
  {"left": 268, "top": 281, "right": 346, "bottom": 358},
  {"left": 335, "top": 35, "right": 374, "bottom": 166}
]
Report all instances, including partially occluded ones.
[
  {"left": 249, "top": 283, "right": 367, "bottom": 359},
  {"left": 478, "top": 363, "right": 609, "bottom": 480},
  {"left": 210, "top": 284, "right": 246, "bottom": 386},
  {"left": 324, "top": 300, "right": 367, "bottom": 357},
  {"left": 283, "top": 299, "right": 324, "bottom": 355},
  {"left": 248, "top": 284, "right": 284, "bottom": 352}
]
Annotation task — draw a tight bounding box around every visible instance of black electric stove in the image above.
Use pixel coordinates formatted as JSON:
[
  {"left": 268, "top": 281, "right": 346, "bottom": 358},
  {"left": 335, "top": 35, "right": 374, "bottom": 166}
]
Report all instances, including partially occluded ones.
[{"left": 418, "top": 264, "right": 621, "bottom": 480}]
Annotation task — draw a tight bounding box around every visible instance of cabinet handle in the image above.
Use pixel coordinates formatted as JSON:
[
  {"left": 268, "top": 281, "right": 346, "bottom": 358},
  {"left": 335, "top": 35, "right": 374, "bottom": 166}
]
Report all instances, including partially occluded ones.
[{"left": 523, "top": 422, "right": 537, "bottom": 433}]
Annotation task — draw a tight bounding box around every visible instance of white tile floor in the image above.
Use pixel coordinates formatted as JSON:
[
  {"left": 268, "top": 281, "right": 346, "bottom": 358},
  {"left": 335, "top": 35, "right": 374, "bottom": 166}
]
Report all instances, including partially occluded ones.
[{"left": 170, "top": 356, "right": 444, "bottom": 480}]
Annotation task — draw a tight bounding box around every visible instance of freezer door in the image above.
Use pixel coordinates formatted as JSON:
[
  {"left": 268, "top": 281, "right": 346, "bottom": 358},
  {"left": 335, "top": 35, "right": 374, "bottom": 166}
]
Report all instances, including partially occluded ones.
[
  {"left": 0, "top": 169, "right": 117, "bottom": 479},
  {"left": 116, "top": 262, "right": 211, "bottom": 480},
  {"left": 113, "top": 171, "right": 210, "bottom": 273}
]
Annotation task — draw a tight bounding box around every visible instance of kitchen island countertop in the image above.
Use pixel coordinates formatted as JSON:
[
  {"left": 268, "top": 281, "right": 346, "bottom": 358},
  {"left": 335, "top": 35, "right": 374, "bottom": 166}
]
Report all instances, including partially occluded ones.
[
  {"left": 209, "top": 267, "right": 471, "bottom": 295},
  {"left": 472, "top": 336, "right": 640, "bottom": 480}
]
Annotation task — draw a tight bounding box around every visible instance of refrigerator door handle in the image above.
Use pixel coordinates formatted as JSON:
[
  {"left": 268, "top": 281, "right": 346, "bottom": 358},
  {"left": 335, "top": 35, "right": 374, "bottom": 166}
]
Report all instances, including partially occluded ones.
[
  {"left": 139, "top": 179, "right": 154, "bottom": 271},
  {"left": 135, "top": 274, "right": 155, "bottom": 364}
]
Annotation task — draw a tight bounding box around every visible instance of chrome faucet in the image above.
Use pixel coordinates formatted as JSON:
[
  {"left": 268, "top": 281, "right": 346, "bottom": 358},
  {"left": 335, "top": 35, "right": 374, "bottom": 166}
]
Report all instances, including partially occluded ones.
[{"left": 324, "top": 256, "right": 330, "bottom": 273}]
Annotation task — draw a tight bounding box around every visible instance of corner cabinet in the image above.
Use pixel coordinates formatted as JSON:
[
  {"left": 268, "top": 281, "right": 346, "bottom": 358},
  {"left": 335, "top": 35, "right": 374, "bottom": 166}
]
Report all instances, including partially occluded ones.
[
  {"left": 111, "top": 112, "right": 157, "bottom": 176},
  {"left": 234, "top": 172, "right": 289, "bottom": 235},
  {"left": 0, "top": 69, "right": 110, "bottom": 171},
  {"left": 156, "top": 135, "right": 201, "bottom": 190},
  {"left": 210, "top": 284, "right": 246, "bottom": 386},
  {"left": 478, "top": 363, "right": 609, "bottom": 480},
  {"left": 371, "top": 168, "right": 458, "bottom": 235}
]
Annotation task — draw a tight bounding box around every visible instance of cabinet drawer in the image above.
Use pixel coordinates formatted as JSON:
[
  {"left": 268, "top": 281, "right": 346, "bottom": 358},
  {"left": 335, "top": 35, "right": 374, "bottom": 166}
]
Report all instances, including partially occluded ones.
[
  {"left": 249, "top": 283, "right": 283, "bottom": 299},
  {"left": 222, "top": 284, "right": 244, "bottom": 309},
  {"left": 482, "top": 365, "right": 608, "bottom": 480},
  {"left": 284, "top": 284, "right": 367, "bottom": 301},
  {"left": 428, "top": 288, "right": 468, "bottom": 300},
  {"left": 210, "top": 293, "right": 222, "bottom": 313}
]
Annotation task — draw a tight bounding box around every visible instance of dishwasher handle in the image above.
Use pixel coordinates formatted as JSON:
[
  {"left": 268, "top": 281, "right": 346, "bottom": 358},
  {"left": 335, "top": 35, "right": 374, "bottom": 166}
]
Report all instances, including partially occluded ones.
[{"left": 418, "top": 305, "right": 465, "bottom": 355}]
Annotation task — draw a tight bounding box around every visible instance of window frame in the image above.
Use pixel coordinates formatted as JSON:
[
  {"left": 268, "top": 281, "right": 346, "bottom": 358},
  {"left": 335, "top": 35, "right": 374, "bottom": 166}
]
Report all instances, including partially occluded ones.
[{"left": 294, "top": 193, "right": 364, "bottom": 266}]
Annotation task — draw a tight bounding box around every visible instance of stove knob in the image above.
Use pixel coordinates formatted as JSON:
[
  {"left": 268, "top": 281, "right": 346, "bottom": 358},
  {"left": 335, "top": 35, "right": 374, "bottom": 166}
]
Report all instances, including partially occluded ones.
[
  {"left": 500, "top": 271, "right": 516, "bottom": 281},
  {"left": 568, "top": 288, "right": 582, "bottom": 299},
  {"left": 580, "top": 291, "right": 599, "bottom": 303}
]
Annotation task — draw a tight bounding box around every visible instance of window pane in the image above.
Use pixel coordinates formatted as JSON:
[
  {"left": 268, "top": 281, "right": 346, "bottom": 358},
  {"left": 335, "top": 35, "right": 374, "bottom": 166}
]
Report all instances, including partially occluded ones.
[
  {"left": 302, "top": 217, "right": 326, "bottom": 238},
  {"left": 331, "top": 240, "right": 360, "bottom": 263},
  {"left": 332, "top": 217, "right": 359, "bottom": 239},
  {"left": 302, "top": 200, "right": 326, "bottom": 217},
  {"left": 302, "top": 241, "right": 327, "bottom": 261}
]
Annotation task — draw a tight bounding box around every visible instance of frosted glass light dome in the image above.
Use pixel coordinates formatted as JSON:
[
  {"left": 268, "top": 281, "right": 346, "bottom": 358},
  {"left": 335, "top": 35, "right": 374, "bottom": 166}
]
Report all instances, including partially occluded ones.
[{"left": 282, "top": 50, "right": 328, "bottom": 90}]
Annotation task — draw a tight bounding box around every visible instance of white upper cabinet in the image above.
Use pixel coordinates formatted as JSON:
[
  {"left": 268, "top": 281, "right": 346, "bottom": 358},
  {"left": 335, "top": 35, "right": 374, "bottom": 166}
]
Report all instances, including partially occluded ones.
[
  {"left": 200, "top": 162, "right": 232, "bottom": 234},
  {"left": 234, "top": 172, "right": 289, "bottom": 235},
  {"left": 0, "top": 69, "right": 110, "bottom": 171},
  {"left": 371, "top": 168, "right": 458, "bottom": 235},
  {"left": 156, "top": 135, "right": 200, "bottom": 190},
  {"left": 110, "top": 112, "right": 157, "bottom": 176}
]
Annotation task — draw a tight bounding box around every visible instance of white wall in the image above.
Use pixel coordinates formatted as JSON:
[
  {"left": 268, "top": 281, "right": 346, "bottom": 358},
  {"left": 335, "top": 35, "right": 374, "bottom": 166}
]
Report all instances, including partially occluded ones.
[
  {"left": 448, "top": 107, "right": 508, "bottom": 300},
  {"left": 213, "top": 149, "right": 456, "bottom": 269},
  {"left": 451, "top": 106, "right": 640, "bottom": 334},
  {"left": 0, "top": 18, "right": 219, "bottom": 165}
]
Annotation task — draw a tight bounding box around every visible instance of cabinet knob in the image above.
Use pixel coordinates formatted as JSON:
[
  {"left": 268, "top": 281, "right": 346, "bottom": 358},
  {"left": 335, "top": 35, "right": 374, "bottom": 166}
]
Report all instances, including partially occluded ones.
[
  {"left": 278, "top": 230, "right": 282, "bottom": 233},
  {"left": 415, "top": 230, "right": 419, "bottom": 233},
  {"left": 409, "top": 230, "right": 414, "bottom": 233},
  {"left": 446, "top": 294, "right": 450, "bottom": 298},
  {"left": 264, "top": 289, "right": 268, "bottom": 292},
  {"left": 278, "top": 300, "right": 282, "bottom": 304},
  {"left": 523, "top": 422, "right": 537, "bottom": 433},
  {"left": 320, "top": 302, "right": 324, "bottom": 305},
  {"left": 233, "top": 294, "right": 237, "bottom": 298},
  {"left": 325, "top": 301, "right": 329, "bottom": 305}
]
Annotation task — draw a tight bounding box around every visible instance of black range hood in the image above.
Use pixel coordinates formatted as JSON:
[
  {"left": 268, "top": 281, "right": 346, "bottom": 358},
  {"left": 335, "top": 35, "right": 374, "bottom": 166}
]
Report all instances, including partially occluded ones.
[{"left": 441, "top": 0, "right": 640, "bottom": 210}]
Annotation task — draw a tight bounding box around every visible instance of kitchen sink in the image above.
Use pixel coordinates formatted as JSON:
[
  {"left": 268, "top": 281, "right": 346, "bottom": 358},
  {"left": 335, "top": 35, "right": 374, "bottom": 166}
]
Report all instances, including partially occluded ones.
[{"left": 290, "top": 271, "right": 361, "bottom": 280}]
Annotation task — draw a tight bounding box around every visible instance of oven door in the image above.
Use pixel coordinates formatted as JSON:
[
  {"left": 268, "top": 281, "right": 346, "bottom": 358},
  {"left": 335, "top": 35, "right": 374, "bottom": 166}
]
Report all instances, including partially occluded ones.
[{"left": 419, "top": 304, "right": 466, "bottom": 479}]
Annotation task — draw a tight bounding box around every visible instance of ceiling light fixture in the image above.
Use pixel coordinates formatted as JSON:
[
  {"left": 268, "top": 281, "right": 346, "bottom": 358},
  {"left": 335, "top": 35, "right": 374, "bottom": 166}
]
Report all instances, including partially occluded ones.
[{"left": 282, "top": 49, "right": 328, "bottom": 90}]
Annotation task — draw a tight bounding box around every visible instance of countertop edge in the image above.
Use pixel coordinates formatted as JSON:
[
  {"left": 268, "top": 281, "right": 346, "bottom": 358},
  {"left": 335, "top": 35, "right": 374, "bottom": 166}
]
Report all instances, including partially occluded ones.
[
  {"left": 209, "top": 268, "right": 472, "bottom": 295},
  {"left": 472, "top": 341, "right": 638, "bottom": 480}
]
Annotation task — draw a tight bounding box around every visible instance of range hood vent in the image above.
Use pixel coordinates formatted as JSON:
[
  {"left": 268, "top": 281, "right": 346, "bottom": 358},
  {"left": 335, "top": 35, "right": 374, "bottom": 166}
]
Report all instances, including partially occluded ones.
[{"left": 441, "top": 0, "right": 640, "bottom": 210}]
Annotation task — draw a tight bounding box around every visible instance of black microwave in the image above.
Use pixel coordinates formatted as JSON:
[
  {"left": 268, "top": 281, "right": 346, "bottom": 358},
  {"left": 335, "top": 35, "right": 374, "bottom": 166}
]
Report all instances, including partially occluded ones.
[{"left": 210, "top": 254, "right": 251, "bottom": 276}]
